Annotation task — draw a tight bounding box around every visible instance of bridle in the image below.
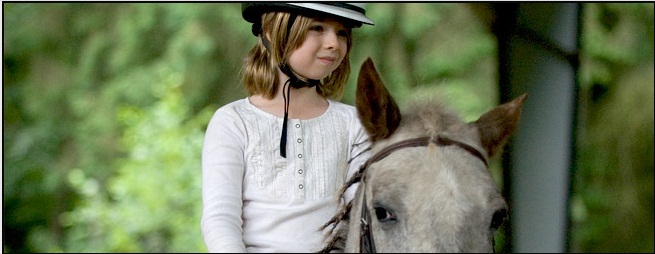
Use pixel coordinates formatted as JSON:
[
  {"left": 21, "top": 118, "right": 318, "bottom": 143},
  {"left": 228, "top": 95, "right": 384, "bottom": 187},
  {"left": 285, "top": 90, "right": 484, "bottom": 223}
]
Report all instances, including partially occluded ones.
[{"left": 355, "top": 135, "right": 489, "bottom": 253}]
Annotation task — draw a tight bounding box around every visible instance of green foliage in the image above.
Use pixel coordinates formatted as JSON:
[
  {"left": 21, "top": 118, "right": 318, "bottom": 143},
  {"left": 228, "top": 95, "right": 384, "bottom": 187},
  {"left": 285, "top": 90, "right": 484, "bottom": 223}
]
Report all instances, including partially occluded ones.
[
  {"left": 346, "top": 3, "right": 498, "bottom": 115},
  {"left": 571, "top": 3, "right": 654, "bottom": 252},
  {"left": 61, "top": 72, "right": 211, "bottom": 252},
  {"left": 3, "top": 3, "right": 248, "bottom": 252}
]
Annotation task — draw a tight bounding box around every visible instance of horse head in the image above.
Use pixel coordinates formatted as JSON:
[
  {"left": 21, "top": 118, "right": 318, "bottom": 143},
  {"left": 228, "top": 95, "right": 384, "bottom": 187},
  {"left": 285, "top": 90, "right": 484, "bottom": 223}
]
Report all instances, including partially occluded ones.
[{"left": 321, "top": 58, "right": 527, "bottom": 253}]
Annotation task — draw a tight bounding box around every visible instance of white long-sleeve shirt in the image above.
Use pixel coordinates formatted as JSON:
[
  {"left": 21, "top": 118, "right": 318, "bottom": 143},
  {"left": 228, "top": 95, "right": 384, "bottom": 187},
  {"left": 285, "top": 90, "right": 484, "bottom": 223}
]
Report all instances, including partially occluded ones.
[{"left": 201, "top": 98, "right": 370, "bottom": 253}]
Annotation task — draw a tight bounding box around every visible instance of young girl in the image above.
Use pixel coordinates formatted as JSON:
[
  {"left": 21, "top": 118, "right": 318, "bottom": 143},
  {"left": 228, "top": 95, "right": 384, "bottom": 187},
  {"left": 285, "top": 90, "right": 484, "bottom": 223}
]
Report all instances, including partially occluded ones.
[{"left": 201, "top": 3, "right": 374, "bottom": 252}]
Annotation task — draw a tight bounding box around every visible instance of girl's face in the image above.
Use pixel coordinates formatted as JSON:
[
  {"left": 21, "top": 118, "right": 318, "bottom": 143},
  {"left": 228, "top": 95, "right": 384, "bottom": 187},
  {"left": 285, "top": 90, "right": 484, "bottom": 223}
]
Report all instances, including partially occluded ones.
[{"left": 287, "top": 18, "right": 349, "bottom": 80}]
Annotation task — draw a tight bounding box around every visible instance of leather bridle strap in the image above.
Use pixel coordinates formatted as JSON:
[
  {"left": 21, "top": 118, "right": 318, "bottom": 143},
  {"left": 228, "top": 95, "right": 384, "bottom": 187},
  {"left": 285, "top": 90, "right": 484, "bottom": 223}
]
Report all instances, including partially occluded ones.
[
  {"left": 359, "top": 188, "right": 376, "bottom": 253},
  {"left": 362, "top": 136, "right": 487, "bottom": 169}
]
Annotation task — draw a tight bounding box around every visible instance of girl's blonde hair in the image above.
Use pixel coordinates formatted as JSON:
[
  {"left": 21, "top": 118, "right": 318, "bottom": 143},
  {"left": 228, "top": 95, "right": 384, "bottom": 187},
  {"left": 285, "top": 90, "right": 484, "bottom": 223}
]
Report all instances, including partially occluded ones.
[{"left": 242, "top": 12, "right": 353, "bottom": 100}]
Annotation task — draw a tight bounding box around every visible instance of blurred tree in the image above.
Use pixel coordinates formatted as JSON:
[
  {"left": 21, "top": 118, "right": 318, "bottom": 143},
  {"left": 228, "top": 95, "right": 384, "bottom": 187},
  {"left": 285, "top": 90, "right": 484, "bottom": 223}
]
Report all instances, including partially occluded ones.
[
  {"left": 61, "top": 69, "right": 211, "bottom": 252},
  {"left": 3, "top": 3, "right": 252, "bottom": 252},
  {"left": 570, "top": 3, "right": 654, "bottom": 252}
]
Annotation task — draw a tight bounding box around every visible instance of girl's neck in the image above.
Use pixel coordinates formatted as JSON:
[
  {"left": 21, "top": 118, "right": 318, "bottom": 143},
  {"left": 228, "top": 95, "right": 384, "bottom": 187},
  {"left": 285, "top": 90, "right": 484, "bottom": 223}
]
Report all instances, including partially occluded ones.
[
  {"left": 274, "top": 69, "right": 325, "bottom": 105},
  {"left": 248, "top": 71, "right": 328, "bottom": 119}
]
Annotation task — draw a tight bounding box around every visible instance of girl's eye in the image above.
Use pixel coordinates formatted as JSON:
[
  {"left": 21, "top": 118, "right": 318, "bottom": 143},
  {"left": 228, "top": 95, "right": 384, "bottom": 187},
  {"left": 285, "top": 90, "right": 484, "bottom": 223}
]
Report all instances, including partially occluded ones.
[
  {"left": 337, "top": 30, "right": 349, "bottom": 37},
  {"left": 309, "top": 25, "right": 324, "bottom": 32}
]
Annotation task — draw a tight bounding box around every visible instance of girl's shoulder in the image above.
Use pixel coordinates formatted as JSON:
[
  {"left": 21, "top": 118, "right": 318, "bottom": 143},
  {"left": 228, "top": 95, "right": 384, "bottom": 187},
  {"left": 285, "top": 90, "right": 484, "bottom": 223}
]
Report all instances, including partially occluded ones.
[
  {"left": 326, "top": 99, "right": 360, "bottom": 123},
  {"left": 209, "top": 98, "right": 254, "bottom": 122},
  {"left": 214, "top": 98, "right": 253, "bottom": 115},
  {"left": 327, "top": 99, "right": 357, "bottom": 114},
  {"left": 218, "top": 98, "right": 249, "bottom": 110}
]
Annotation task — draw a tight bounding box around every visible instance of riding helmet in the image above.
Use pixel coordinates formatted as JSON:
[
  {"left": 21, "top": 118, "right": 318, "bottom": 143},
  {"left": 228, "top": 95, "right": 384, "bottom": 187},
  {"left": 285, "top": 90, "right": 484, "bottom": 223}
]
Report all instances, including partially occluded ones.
[{"left": 242, "top": 3, "right": 375, "bottom": 28}]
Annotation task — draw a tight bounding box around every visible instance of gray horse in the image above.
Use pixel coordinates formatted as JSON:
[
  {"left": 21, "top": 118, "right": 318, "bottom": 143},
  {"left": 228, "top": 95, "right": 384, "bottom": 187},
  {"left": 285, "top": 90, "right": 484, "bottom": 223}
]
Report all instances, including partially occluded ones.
[{"left": 320, "top": 58, "right": 527, "bottom": 253}]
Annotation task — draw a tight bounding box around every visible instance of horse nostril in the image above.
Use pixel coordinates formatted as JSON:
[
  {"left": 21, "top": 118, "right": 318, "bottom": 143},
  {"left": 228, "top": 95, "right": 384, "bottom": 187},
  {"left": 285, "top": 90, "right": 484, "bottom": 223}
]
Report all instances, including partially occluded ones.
[{"left": 490, "top": 208, "right": 507, "bottom": 230}]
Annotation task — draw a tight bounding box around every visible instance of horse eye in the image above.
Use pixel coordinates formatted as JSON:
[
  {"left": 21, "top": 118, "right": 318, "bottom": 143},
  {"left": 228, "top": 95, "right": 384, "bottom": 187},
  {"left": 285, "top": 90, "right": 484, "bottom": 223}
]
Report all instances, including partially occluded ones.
[
  {"left": 490, "top": 208, "right": 507, "bottom": 230},
  {"left": 374, "top": 207, "right": 396, "bottom": 222}
]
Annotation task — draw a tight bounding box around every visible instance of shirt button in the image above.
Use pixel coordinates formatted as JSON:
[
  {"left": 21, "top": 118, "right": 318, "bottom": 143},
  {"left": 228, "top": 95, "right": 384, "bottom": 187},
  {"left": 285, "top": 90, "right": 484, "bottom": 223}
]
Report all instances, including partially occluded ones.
[
  {"left": 297, "top": 138, "right": 302, "bottom": 143},
  {"left": 298, "top": 154, "right": 303, "bottom": 159},
  {"left": 298, "top": 169, "right": 303, "bottom": 174},
  {"left": 295, "top": 124, "right": 301, "bottom": 128},
  {"left": 299, "top": 184, "right": 304, "bottom": 189}
]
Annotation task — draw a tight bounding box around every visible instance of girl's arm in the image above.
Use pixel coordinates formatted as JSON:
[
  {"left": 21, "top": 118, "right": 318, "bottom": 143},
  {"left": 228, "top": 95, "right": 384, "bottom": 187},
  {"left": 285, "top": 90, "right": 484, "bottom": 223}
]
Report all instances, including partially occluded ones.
[
  {"left": 201, "top": 107, "right": 247, "bottom": 252},
  {"left": 344, "top": 113, "right": 372, "bottom": 203}
]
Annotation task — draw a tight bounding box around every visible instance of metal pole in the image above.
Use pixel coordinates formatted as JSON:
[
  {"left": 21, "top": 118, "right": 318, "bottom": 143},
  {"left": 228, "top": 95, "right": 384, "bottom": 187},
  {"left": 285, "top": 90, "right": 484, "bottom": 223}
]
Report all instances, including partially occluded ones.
[{"left": 497, "top": 3, "right": 580, "bottom": 252}]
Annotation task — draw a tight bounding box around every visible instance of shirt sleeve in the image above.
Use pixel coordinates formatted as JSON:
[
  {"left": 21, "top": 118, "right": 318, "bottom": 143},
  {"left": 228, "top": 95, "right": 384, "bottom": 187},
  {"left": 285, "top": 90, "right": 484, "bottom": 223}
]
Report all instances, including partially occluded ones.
[
  {"left": 343, "top": 111, "right": 371, "bottom": 203},
  {"left": 201, "top": 106, "right": 248, "bottom": 253}
]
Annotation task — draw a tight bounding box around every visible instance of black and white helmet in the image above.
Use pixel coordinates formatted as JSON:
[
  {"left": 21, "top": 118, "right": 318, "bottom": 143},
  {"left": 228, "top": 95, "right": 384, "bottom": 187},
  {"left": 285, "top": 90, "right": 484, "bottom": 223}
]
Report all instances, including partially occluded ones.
[{"left": 242, "top": 2, "right": 374, "bottom": 28}]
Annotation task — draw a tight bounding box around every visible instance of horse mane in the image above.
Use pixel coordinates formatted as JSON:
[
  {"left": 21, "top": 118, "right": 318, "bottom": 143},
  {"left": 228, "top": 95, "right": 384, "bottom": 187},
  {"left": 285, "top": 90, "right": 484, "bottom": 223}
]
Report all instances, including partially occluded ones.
[
  {"left": 318, "top": 97, "right": 465, "bottom": 253},
  {"left": 401, "top": 97, "right": 466, "bottom": 136}
]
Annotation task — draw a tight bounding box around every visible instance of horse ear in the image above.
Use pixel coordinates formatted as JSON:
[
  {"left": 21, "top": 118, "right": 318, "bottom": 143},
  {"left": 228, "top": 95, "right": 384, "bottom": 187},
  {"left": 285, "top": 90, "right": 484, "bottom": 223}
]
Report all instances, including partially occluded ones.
[
  {"left": 356, "top": 58, "right": 402, "bottom": 142},
  {"left": 472, "top": 93, "right": 528, "bottom": 157}
]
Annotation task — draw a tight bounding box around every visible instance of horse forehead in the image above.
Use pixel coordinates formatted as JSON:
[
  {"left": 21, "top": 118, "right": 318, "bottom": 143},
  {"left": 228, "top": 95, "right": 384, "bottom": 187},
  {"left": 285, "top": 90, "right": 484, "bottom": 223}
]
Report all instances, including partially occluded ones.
[{"left": 368, "top": 146, "right": 500, "bottom": 207}]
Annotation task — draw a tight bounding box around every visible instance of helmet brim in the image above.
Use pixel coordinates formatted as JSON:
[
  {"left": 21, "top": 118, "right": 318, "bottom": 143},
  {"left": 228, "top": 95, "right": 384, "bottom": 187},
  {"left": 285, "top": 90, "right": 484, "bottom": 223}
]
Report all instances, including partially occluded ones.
[
  {"left": 287, "top": 3, "right": 374, "bottom": 26},
  {"left": 242, "top": 3, "right": 374, "bottom": 27}
]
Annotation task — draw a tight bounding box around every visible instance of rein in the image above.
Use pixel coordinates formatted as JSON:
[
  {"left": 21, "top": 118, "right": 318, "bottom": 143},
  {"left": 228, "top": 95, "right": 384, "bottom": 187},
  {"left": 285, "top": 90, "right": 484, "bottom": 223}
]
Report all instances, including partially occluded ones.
[{"left": 357, "top": 135, "right": 488, "bottom": 253}]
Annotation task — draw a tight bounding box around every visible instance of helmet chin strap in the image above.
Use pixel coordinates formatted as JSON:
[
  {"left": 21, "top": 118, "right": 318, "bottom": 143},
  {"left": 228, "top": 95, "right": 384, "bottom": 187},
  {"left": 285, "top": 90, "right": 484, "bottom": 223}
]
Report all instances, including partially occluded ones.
[
  {"left": 256, "top": 14, "right": 322, "bottom": 158},
  {"left": 278, "top": 64, "right": 320, "bottom": 158}
]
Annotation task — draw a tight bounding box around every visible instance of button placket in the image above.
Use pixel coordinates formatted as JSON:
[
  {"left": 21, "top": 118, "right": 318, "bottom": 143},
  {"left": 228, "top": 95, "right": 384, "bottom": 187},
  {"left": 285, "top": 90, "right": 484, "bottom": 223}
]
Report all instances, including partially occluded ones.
[{"left": 293, "top": 120, "right": 306, "bottom": 195}]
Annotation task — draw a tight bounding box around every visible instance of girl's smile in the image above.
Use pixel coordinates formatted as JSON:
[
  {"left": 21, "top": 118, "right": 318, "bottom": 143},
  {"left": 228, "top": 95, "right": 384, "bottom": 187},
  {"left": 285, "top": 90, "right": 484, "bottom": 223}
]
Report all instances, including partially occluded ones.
[{"left": 287, "top": 18, "right": 348, "bottom": 80}]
